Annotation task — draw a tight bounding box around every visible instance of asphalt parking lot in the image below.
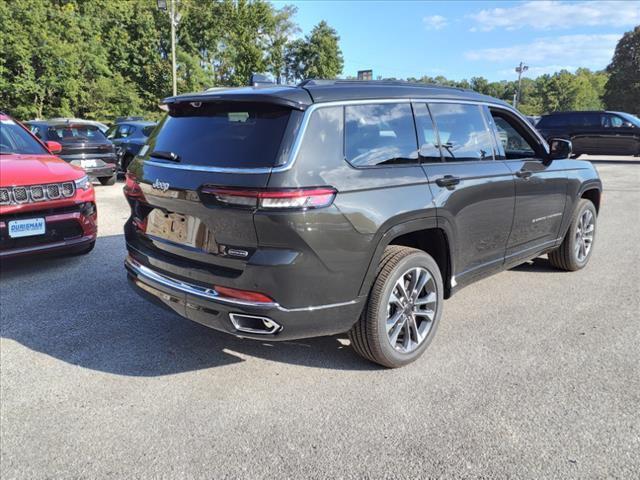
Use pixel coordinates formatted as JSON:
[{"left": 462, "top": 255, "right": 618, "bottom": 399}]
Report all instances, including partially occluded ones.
[{"left": 1, "top": 161, "right": 639, "bottom": 478}]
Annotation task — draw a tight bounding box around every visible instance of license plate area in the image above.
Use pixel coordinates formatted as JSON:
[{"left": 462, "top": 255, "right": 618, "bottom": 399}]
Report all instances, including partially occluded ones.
[
  {"left": 8, "top": 218, "right": 46, "bottom": 238},
  {"left": 145, "top": 209, "right": 217, "bottom": 252},
  {"left": 81, "top": 160, "right": 99, "bottom": 168}
]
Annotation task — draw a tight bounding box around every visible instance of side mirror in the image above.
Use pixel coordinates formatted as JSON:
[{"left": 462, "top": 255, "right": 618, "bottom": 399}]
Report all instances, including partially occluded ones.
[
  {"left": 548, "top": 138, "right": 572, "bottom": 160},
  {"left": 622, "top": 121, "right": 634, "bottom": 128},
  {"left": 45, "top": 141, "right": 62, "bottom": 154}
]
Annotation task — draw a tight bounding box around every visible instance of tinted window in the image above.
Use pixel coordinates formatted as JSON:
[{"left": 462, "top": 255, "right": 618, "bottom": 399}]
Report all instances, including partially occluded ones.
[
  {"left": 0, "top": 118, "right": 48, "bottom": 155},
  {"left": 345, "top": 103, "right": 418, "bottom": 167},
  {"left": 537, "top": 115, "right": 567, "bottom": 128},
  {"left": 413, "top": 103, "right": 442, "bottom": 162},
  {"left": 429, "top": 103, "right": 494, "bottom": 161},
  {"left": 47, "top": 124, "right": 107, "bottom": 142},
  {"left": 601, "top": 113, "right": 624, "bottom": 128},
  {"left": 150, "top": 102, "right": 292, "bottom": 168},
  {"left": 142, "top": 125, "right": 155, "bottom": 137},
  {"left": 569, "top": 112, "right": 599, "bottom": 127}
]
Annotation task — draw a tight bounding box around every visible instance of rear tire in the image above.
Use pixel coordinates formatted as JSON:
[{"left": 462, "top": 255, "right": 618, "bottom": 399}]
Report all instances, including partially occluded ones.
[
  {"left": 99, "top": 174, "right": 116, "bottom": 186},
  {"left": 548, "top": 199, "right": 596, "bottom": 271},
  {"left": 121, "top": 154, "right": 134, "bottom": 173},
  {"left": 349, "top": 246, "right": 443, "bottom": 368}
]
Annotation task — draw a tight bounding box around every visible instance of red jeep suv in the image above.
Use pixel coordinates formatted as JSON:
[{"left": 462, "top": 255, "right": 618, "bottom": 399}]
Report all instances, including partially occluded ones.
[{"left": 0, "top": 113, "right": 97, "bottom": 258}]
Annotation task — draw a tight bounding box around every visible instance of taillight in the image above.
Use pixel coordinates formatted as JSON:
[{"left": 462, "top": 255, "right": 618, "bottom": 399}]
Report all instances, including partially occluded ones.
[
  {"left": 214, "top": 286, "right": 274, "bottom": 303},
  {"left": 124, "top": 172, "right": 143, "bottom": 198},
  {"left": 202, "top": 187, "right": 337, "bottom": 210}
]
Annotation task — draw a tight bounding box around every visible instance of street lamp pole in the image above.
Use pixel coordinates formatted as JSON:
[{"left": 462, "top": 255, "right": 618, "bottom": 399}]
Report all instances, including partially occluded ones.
[
  {"left": 514, "top": 61, "right": 528, "bottom": 109},
  {"left": 170, "top": 0, "right": 177, "bottom": 96},
  {"left": 157, "top": 0, "right": 178, "bottom": 96}
]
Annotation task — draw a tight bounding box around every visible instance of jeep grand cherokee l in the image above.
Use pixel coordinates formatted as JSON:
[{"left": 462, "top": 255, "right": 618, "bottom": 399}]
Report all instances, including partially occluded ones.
[
  {"left": 124, "top": 80, "right": 602, "bottom": 368},
  {"left": 1, "top": 113, "right": 97, "bottom": 258}
]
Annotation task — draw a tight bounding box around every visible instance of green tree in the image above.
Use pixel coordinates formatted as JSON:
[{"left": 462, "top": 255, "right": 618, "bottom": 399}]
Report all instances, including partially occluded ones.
[
  {"left": 285, "top": 20, "right": 343, "bottom": 81},
  {"left": 604, "top": 26, "right": 640, "bottom": 113}
]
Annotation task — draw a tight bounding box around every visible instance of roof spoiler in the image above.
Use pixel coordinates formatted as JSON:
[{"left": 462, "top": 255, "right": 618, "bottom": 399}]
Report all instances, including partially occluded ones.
[{"left": 162, "top": 93, "right": 308, "bottom": 111}]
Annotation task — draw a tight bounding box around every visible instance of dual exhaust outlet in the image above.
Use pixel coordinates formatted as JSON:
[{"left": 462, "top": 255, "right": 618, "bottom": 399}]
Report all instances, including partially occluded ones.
[{"left": 229, "top": 313, "right": 282, "bottom": 335}]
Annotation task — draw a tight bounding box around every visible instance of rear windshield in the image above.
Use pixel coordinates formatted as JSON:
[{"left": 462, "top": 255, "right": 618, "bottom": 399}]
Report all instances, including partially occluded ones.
[
  {"left": 150, "top": 102, "right": 292, "bottom": 168},
  {"left": 47, "top": 124, "right": 108, "bottom": 142},
  {"left": 0, "top": 117, "right": 48, "bottom": 155}
]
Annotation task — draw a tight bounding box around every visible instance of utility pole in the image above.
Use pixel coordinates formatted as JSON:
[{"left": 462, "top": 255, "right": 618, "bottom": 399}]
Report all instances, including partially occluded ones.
[
  {"left": 514, "top": 61, "right": 528, "bottom": 109},
  {"left": 157, "top": 0, "right": 179, "bottom": 96}
]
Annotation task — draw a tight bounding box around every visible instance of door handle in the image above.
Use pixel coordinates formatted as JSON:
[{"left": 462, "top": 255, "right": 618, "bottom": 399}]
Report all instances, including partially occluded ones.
[
  {"left": 515, "top": 169, "right": 532, "bottom": 180},
  {"left": 435, "top": 175, "right": 461, "bottom": 188}
]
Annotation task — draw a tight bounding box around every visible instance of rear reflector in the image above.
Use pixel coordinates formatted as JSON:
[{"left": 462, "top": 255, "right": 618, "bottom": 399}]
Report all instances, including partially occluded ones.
[
  {"left": 214, "top": 285, "right": 274, "bottom": 303},
  {"left": 202, "top": 187, "right": 336, "bottom": 210}
]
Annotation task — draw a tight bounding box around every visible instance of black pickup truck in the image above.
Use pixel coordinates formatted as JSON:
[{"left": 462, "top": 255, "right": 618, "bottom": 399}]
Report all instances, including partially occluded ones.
[{"left": 123, "top": 80, "right": 602, "bottom": 368}]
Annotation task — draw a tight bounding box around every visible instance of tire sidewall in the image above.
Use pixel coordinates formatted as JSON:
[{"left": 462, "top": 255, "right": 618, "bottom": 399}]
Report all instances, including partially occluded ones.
[{"left": 371, "top": 252, "right": 444, "bottom": 367}]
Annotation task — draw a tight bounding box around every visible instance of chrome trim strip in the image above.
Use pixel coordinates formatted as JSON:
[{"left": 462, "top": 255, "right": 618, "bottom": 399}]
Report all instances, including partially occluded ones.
[
  {"left": 142, "top": 96, "right": 540, "bottom": 175},
  {"left": 125, "top": 256, "right": 359, "bottom": 312}
]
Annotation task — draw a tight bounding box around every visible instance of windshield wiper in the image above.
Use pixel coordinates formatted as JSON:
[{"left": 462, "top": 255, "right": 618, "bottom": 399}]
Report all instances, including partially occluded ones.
[{"left": 150, "top": 150, "right": 180, "bottom": 162}]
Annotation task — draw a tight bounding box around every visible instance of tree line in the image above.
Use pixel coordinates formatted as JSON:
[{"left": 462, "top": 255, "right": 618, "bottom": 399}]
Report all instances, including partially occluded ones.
[{"left": 1, "top": 0, "right": 637, "bottom": 122}]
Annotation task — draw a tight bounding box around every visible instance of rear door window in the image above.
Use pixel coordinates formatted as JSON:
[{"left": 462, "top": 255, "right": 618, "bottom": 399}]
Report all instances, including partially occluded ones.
[
  {"left": 428, "top": 103, "right": 495, "bottom": 161},
  {"left": 344, "top": 103, "right": 419, "bottom": 167},
  {"left": 149, "top": 102, "right": 293, "bottom": 169}
]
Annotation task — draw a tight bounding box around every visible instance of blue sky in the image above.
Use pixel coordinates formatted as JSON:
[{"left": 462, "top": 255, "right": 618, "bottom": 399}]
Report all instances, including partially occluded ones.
[{"left": 275, "top": 0, "right": 640, "bottom": 81}]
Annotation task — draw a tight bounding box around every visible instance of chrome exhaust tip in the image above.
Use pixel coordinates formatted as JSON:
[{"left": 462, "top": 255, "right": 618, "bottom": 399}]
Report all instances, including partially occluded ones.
[{"left": 229, "top": 313, "right": 282, "bottom": 335}]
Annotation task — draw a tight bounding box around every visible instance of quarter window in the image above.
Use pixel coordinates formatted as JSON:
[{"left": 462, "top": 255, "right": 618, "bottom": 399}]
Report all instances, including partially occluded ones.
[
  {"left": 344, "top": 103, "right": 419, "bottom": 167},
  {"left": 428, "top": 103, "right": 494, "bottom": 161}
]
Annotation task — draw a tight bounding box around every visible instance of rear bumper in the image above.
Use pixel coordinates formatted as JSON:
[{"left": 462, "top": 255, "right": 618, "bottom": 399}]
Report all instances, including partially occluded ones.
[{"left": 125, "top": 256, "right": 365, "bottom": 341}]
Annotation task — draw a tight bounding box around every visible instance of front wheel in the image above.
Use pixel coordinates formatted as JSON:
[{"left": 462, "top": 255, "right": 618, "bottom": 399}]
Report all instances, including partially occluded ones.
[
  {"left": 548, "top": 199, "right": 597, "bottom": 271},
  {"left": 349, "top": 246, "right": 443, "bottom": 368}
]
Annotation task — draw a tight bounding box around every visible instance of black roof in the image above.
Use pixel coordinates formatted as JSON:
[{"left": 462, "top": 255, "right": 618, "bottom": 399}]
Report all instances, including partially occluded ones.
[{"left": 163, "top": 80, "right": 510, "bottom": 110}]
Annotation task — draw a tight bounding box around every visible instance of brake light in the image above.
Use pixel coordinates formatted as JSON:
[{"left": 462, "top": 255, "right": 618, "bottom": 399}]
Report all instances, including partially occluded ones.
[
  {"left": 214, "top": 286, "right": 274, "bottom": 303},
  {"left": 124, "top": 172, "right": 143, "bottom": 198},
  {"left": 202, "top": 187, "right": 337, "bottom": 210}
]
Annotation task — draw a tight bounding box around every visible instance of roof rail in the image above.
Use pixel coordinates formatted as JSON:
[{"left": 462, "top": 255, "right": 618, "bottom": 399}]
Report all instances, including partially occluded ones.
[{"left": 298, "top": 78, "right": 468, "bottom": 91}]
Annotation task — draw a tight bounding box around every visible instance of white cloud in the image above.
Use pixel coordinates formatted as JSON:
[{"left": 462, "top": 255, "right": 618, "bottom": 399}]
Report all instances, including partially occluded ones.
[
  {"left": 465, "top": 34, "right": 621, "bottom": 71},
  {"left": 423, "top": 15, "right": 448, "bottom": 30},
  {"left": 469, "top": 1, "right": 640, "bottom": 31}
]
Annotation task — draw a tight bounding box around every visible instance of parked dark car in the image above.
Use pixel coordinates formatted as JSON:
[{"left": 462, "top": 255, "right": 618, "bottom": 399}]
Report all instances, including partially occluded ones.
[
  {"left": 27, "top": 119, "right": 118, "bottom": 185},
  {"left": 106, "top": 120, "right": 157, "bottom": 172},
  {"left": 123, "top": 80, "right": 602, "bottom": 368},
  {"left": 537, "top": 111, "right": 640, "bottom": 157}
]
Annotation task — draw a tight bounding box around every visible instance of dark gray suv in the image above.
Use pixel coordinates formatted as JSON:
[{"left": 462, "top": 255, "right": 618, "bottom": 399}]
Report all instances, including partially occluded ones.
[{"left": 124, "top": 80, "right": 602, "bottom": 368}]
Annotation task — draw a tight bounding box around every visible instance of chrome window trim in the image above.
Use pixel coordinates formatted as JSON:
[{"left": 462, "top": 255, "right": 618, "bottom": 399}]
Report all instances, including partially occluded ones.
[{"left": 143, "top": 97, "right": 549, "bottom": 175}]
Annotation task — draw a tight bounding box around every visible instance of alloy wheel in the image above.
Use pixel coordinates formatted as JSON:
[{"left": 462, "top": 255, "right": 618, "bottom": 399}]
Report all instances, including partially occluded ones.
[
  {"left": 386, "top": 267, "right": 437, "bottom": 353},
  {"left": 575, "top": 209, "right": 595, "bottom": 262}
]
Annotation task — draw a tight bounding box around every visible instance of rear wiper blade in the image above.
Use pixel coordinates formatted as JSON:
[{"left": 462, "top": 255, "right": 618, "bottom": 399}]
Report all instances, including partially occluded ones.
[{"left": 150, "top": 150, "right": 180, "bottom": 162}]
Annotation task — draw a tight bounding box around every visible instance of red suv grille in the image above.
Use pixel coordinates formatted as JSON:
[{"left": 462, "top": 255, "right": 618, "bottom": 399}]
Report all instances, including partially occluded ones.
[{"left": 0, "top": 182, "right": 76, "bottom": 206}]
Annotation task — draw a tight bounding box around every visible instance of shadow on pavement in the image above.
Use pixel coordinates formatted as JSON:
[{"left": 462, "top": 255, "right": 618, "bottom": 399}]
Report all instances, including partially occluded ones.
[
  {"left": 0, "top": 234, "right": 375, "bottom": 375},
  {"left": 510, "top": 257, "right": 559, "bottom": 273}
]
